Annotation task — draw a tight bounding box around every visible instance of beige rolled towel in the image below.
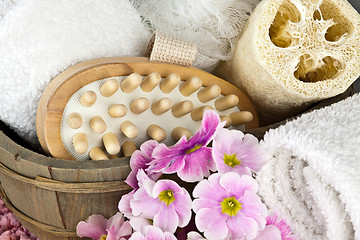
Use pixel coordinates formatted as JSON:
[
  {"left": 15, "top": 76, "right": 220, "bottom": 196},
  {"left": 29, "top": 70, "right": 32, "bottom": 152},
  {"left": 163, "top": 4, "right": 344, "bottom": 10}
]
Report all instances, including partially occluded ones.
[{"left": 218, "top": 0, "right": 360, "bottom": 125}]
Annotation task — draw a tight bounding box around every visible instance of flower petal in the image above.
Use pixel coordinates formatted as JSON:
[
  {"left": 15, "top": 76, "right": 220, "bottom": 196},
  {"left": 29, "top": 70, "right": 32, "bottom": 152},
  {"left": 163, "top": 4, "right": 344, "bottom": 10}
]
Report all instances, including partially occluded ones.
[
  {"left": 135, "top": 169, "right": 157, "bottom": 197},
  {"left": 234, "top": 134, "right": 267, "bottom": 172},
  {"left": 139, "top": 139, "right": 159, "bottom": 158},
  {"left": 239, "top": 191, "right": 267, "bottom": 230},
  {"left": 192, "top": 175, "right": 224, "bottom": 212},
  {"left": 118, "top": 221, "right": 132, "bottom": 238},
  {"left": 76, "top": 214, "right": 107, "bottom": 239},
  {"left": 173, "top": 191, "right": 192, "bottom": 227},
  {"left": 213, "top": 128, "right": 244, "bottom": 155},
  {"left": 118, "top": 190, "right": 134, "bottom": 219},
  {"left": 125, "top": 169, "right": 139, "bottom": 189},
  {"left": 226, "top": 213, "right": 258, "bottom": 240},
  {"left": 145, "top": 225, "right": 165, "bottom": 239},
  {"left": 188, "top": 110, "right": 222, "bottom": 147},
  {"left": 219, "top": 173, "right": 258, "bottom": 198},
  {"left": 128, "top": 232, "right": 146, "bottom": 240},
  {"left": 195, "top": 208, "right": 228, "bottom": 240},
  {"left": 107, "top": 220, "right": 132, "bottom": 240},
  {"left": 164, "top": 232, "right": 178, "bottom": 240},
  {"left": 178, "top": 147, "right": 216, "bottom": 182},
  {"left": 130, "top": 188, "right": 160, "bottom": 219},
  {"left": 143, "top": 225, "right": 176, "bottom": 240},
  {"left": 152, "top": 180, "right": 183, "bottom": 198},
  {"left": 153, "top": 205, "right": 179, "bottom": 233},
  {"left": 127, "top": 140, "right": 162, "bottom": 189},
  {"left": 130, "top": 217, "right": 152, "bottom": 233},
  {"left": 150, "top": 142, "right": 187, "bottom": 173},
  {"left": 187, "top": 231, "right": 206, "bottom": 240},
  {"left": 265, "top": 213, "right": 297, "bottom": 240},
  {"left": 129, "top": 150, "right": 148, "bottom": 170},
  {"left": 212, "top": 128, "right": 266, "bottom": 175},
  {"left": 106, "top": 212, "right": 125, "bottom": 234},
  {"left": 254, "top": 225, "right": 282, "bottom": 240}
]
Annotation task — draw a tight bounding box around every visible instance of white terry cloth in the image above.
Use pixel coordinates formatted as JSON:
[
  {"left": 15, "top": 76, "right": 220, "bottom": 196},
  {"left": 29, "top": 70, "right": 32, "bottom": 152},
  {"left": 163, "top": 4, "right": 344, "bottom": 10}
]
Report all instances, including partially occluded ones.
[
  {"left": 0, "top": 0, "right": 151, "bottom": 146},
  {"left": 257, "top": 93, "right": 360, "bottom": 240}
]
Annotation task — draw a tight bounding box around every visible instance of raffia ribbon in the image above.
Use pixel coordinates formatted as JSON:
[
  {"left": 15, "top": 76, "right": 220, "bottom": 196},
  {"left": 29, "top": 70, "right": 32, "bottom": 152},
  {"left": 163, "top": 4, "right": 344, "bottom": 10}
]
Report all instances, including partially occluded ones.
[{"left": 145, "top": 31, "right": 197, "bottom": 66}]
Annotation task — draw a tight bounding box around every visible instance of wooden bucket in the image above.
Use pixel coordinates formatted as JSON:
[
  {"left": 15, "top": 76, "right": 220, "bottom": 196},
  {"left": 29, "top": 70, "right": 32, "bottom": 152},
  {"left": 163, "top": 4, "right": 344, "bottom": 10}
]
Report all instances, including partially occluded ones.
[{"left": 0, "top": 122, "right": 132, "bottom": 240}]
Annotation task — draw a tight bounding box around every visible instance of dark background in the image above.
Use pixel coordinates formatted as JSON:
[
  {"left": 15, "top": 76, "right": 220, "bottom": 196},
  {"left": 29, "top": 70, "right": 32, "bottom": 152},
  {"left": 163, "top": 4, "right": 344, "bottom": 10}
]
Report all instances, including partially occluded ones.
[
  {"left": 349, "top": 0, "right": 360, "bottom": 12},
  {"left": 349, "top": 0, "right": 360, "bottom": 92}
]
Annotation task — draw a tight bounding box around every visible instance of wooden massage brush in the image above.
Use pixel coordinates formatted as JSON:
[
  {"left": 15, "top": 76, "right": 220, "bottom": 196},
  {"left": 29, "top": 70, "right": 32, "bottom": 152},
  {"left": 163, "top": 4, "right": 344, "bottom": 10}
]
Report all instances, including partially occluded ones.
[{"left": 36, "top": 57, "right": 259, "bottom": 160}]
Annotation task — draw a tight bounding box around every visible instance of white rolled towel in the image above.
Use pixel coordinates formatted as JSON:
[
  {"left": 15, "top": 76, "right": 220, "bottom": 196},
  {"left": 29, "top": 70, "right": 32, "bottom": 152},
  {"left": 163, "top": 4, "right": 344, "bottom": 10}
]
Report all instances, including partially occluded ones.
[
  {"left": 0, "top": 0, "right": 151, "bottom": 146},
  {"left": 257, "top": 93, "right": 360, "bottom": 240}
]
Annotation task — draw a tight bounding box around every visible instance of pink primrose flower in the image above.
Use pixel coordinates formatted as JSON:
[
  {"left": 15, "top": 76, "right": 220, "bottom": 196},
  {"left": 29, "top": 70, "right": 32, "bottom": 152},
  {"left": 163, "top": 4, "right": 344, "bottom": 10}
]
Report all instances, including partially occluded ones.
[
  {"left": 118, "top": 190, "right": 135, "bottom": 219},
  {"left": 192, "top": 172, "right": 267, "bottom": 240},
  {"left": 125, "top": 140, "right": 162, "bottom": 189},
  {"left": 186, "top": 231, "right": 207, "bottom": 240},
  {"left": 149, "top": 109, "right": 225, "bottom": 182},
  {"left": 254, "top": 213, "right": 297, "bottom": 240},
  {"left": 76, "top": 212, "right": 132, "bottom": 240},
  {"left": 212, "top": 128, "right": 266, "bottom": 176},
  {"left": 129, "top": 170, "right": 192, "bottom": 233},
  {"left": 129, "top": 225, "right": 176, "bottom": 240}
]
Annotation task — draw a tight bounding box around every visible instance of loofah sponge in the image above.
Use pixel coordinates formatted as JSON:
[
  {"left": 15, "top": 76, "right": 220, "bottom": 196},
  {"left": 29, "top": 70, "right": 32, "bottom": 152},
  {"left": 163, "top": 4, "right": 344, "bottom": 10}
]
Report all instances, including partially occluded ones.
[
  {"left": 218, "top": 0, "right": 360, "bottom": 125},
  {"left": 0, "top": 0, "right": 151, "bottom": 147}
]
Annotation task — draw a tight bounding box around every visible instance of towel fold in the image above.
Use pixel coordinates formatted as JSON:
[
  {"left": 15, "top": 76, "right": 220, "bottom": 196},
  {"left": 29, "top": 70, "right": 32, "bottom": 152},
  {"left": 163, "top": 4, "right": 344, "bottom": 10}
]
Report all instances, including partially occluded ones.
[{"left": 257, "top": 93, "right": 360, "bottom": 240}]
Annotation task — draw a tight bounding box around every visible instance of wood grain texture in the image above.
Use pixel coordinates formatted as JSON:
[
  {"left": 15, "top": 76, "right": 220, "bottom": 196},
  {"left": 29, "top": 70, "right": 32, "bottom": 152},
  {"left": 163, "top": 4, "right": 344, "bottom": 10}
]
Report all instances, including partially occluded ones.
[
  {"left": 0, "top": 124, "right": 131, "bottom": 240},
  {"left": 36, "top": 57, "right": 259, "bottom": 160}
]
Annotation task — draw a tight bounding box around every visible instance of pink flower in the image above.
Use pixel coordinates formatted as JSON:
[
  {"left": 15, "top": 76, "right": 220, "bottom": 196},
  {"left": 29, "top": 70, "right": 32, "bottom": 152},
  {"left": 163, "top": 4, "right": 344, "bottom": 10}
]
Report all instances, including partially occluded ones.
[
  {"left": 129, "top": 170, "right": 192, "bottom": 233},
  {"left": 0, "top": 198, "right": 39, "bottom": 240},
  {"left": 192, "top": 172, "right": 267, "bottom": 240},
  {"left": 76, "top": 212, "right": 132, "bottom": 240},
  {"left": 150, "top": 110, "right": 225, "bottom": 182},
  {"left": 186, "top": 231, "right": 207, "bottom": 240},
  {"left": 212, "top": 128, "right": 266, "bottom": 176},
  {"left": 129, "top": 225, "right": 176, "bottom": 240},
  {"left": 118, "top": 190, "right": 135, "bottom": 219},
  {"left": 254, "top": 213, "right": 297, "bottom": 240},
  {"left": 125, "top": 140, "right": 162, "bottom": 189}
]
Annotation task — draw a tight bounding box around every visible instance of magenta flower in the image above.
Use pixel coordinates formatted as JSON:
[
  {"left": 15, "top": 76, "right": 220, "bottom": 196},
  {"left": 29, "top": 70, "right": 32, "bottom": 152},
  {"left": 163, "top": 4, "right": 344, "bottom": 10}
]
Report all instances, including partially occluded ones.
[
  {"left": 129, "top": 170, "right": 192, "bottom": 233},
  {"left": 254, "top": 213, "right": 297, "bottom": 240},
  {"left": 150, "top": 109, "right": 225, "bottom": 182},
  {"left": 192, "top": 172, "right": 267, "bottom": 240},
  {"left": 125, "top": 140, "right": 162, "bottom": 189},
  {"left": 212, "top": 128, "right": 266, "bottom": 176},
  {"left": 76, "top": 212, "right": 132, "bottom": 240},
  {"left": 129, "top": 225, "right": 176, "bottom": 240}
]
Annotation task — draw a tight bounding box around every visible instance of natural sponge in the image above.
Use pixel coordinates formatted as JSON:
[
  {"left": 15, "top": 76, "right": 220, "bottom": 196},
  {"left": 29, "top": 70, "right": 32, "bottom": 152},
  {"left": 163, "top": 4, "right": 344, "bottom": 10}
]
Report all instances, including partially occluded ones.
[{"left": 219, "top": 0, "right": 360, "bottom": 125}]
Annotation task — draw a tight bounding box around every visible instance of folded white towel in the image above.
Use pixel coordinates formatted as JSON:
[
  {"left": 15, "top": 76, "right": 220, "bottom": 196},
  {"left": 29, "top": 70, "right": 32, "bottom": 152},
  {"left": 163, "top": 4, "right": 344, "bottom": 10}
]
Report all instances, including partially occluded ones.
[
  {"left": 257, "top": 93, "right": 360, "bottom": 240},
  {"left": 0, "top": 0, "right": 151, "bottom": 146}
]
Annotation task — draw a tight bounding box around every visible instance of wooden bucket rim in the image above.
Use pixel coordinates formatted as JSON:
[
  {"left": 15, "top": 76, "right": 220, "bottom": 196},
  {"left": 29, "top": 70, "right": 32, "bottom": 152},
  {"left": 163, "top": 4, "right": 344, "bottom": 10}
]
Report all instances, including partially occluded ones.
[{"left": 0, "top": 125, "right": 130, "bottom": 171}]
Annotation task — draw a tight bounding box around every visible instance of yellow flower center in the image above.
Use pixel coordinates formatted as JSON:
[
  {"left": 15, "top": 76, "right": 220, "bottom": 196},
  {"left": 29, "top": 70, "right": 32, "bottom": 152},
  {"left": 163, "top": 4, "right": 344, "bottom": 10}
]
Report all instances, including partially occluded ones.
[
  {"left": 158, "top": 189, "right": 176, "bottom": 206},
  {"left": 224, "top": 153, "right": 241, "bottom": 168},
  {"left": 221, "top": 196, "right": 242, "bottom": 217},
  {"left": 186, "top": 144, "right": 202, "bottom": 154},
  {"left": 100, "top": 235, "right": 107, "bottom": 240}
]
